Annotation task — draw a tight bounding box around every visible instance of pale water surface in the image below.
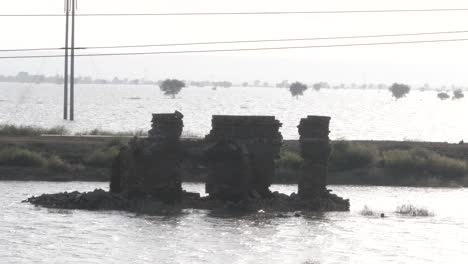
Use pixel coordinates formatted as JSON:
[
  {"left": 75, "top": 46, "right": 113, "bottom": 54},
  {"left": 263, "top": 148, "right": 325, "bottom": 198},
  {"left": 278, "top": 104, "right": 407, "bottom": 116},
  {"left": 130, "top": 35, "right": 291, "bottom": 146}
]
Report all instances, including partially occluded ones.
[
  {"left": 0, "top": 83, "right": 467, "bottom": 142},
  {"left": 1, "top": 182, "right": 467, "bottom": 264}
]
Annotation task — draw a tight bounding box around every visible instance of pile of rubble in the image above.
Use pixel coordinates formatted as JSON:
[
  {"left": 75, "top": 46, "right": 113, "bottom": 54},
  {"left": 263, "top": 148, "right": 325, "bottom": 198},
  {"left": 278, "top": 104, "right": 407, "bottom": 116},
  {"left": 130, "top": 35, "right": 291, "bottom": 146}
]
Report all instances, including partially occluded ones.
[{"left": 25, "top": 188, "right": 349, "bottom": 214}]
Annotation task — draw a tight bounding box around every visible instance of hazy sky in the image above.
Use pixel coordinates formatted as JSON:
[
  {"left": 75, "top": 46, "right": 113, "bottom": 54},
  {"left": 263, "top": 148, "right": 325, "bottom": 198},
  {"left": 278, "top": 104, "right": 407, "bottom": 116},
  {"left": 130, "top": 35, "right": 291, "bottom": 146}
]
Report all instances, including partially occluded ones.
[{"left": 1, "top": 0, "right": 468, "bottom": 85}]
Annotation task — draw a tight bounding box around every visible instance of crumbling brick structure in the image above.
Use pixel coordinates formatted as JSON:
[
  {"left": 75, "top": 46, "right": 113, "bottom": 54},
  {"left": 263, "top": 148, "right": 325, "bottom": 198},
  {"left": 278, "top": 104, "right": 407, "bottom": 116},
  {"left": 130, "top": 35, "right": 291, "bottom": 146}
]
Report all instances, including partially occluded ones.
[
  {"left": 110, "top": 111, "right": 184, "bottom": 202},
  {"left": 297, "top": 115, "right": 332, "bottom": 198},
  {"left": 204, "top": 115, "right": 282, "bottom": 200}
]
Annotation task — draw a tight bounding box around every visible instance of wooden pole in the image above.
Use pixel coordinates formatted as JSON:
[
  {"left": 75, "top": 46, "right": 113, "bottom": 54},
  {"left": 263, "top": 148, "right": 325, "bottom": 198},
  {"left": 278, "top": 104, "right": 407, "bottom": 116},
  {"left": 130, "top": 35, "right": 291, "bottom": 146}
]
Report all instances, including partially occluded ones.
[
  {"left": 63, "top": 0, "right": 70, "bottom": 120},
  {"left": 70, "top": 0, "right": 76, "bottom": 120}
]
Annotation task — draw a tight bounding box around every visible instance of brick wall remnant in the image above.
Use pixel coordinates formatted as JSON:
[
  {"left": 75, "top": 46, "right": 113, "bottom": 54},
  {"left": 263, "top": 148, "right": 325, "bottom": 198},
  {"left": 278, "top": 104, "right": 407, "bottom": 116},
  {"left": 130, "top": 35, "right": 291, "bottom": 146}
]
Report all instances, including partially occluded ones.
[
  {"left": 298, "top": 115, "right": 331, "bottom": 198},
  {"left": 204, "top": 115, "right": 283, "bottom": 200},
  {"left": 110, "top": 111, "right": 184, "bottom": 202}
]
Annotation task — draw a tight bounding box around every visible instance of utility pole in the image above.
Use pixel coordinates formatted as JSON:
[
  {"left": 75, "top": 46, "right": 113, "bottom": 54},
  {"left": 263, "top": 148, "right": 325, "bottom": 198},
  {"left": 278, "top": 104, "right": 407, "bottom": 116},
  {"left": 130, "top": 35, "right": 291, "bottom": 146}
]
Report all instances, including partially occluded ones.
[
  {"left": 63, "top": 0, "right": 77, "bottom": 121},
  {"left": 70, "top": 0, "right": 76, "bottom": 121},
  {"left": 63, "top": 0, "right": 70, "bottom": 120}
]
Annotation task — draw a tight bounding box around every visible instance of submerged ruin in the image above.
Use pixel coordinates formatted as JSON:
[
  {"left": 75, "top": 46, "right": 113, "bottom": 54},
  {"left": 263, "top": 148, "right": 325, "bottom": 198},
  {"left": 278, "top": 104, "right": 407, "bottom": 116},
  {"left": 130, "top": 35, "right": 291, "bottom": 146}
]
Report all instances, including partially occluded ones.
[
  {"left": 27, "top": 112, "right": 350, "bottom": 214},
  {"left": 205, "top": 115, "right": 282, "bottom": 200},
  {"left": 110, "top": 111, "right": 184, "bottom": 202},
  {"left": 298, "top": 116, "right": 331, "bottom": 198}
]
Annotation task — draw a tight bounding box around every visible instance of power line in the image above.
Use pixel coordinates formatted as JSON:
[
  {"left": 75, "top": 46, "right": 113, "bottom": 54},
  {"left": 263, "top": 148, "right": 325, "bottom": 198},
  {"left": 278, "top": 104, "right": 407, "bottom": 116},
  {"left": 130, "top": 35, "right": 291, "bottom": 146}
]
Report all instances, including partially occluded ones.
[
  {"left": 2, "top": 8, "right": 468, "bottom": 17},
  {"left": 82, "top": 30, "right": 468, "bottom": 49},
  {"left": 0, "top": 47, "right": 85, "bottom": 52},
  {"left": 2, "top": 30, "right": 468, "bottom": 52},
  {"left": 1, "top": 38, "right": 468, "bottom": 59}
]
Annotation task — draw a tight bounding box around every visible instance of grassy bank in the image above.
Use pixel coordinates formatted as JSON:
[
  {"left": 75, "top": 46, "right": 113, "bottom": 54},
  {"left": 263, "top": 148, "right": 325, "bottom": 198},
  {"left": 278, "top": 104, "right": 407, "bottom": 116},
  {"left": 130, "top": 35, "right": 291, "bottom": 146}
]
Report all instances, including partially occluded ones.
[
  {"left": 0, "top": 130, "right": 467, "bottom": 186},
  {"left": 276, "top": 141, "right": 468, "bottom": 187}
]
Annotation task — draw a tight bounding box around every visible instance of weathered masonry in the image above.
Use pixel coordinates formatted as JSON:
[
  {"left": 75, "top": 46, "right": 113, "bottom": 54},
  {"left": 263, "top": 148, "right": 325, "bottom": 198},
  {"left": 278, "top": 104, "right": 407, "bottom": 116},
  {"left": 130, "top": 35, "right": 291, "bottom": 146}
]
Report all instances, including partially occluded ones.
[
  {"left": 204, "top": 115, "right": 283, "bottom": 200},
  {"left": 110, "top": 111, "right": 184, "bottom": 202},
  {"left": 298, "top": 116, "right": 331, "bottom": 198},
  {"left": 111, "top": 112, "right": 335, "bottom": 203}
]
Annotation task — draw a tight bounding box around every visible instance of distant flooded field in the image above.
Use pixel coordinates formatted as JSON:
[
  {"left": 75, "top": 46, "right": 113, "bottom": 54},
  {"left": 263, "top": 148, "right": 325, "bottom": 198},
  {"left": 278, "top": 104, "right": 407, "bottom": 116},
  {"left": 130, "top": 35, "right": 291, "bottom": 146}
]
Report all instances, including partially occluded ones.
[
  {"left": 0, "top": 83, "right": 467, "bottom": 142},
  {"left": 1, "top": 182, "right": 468, "bottom": 263}
]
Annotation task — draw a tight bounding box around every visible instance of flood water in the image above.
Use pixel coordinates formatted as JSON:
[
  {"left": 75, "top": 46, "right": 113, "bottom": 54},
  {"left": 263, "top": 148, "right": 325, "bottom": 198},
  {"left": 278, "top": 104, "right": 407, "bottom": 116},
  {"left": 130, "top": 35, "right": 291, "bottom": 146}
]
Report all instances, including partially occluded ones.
[
  {"left": 1, "top": 181, "right": 467, "bottom": 263},
  {"left": 0, "top": 83, "right": 467, "bottom": 142}
]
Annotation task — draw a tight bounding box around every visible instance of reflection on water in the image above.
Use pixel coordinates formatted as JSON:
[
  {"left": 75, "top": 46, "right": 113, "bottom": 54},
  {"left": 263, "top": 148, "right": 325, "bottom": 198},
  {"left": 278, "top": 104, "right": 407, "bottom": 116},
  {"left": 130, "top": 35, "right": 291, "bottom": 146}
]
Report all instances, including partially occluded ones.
[
  {"left": 0, "top": 83, "right": 467, "bottom": 142},
  {"left": 0, "top": 181, "right": 467, "bottom": 263}
]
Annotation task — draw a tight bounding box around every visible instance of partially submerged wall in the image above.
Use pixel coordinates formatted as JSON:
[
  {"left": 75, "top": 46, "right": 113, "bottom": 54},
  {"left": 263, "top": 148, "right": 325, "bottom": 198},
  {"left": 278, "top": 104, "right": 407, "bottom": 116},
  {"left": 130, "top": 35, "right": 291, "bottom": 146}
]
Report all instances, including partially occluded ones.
[
  {"left": 204, "top": 115, "right": 283, "bottom": 200},
  {"left": 110, "top": 111, "right": 184, "bottom": 202},
  {"left": 298, "top": 116, "right": 331, "bottom": 198},
  {"left": 111, "top": 112, "right": 334, "bottom": 202}
]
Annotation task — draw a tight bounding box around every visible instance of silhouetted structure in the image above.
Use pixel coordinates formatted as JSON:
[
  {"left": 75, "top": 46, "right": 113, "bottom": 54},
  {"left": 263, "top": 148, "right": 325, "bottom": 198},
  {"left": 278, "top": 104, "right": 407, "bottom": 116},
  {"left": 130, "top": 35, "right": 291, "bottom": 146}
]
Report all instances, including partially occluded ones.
[
  {"left": 298, "top": 116, "right": 332, "bottom": 198},
  {"left": 204, "top": 115, "right": 283, "bottom": 200},
  {"left": 31, "top": 112, "right": 351, "bottom": 213},
  {"left": 110, "top": 111, "right": 184, "bottom": 202}
]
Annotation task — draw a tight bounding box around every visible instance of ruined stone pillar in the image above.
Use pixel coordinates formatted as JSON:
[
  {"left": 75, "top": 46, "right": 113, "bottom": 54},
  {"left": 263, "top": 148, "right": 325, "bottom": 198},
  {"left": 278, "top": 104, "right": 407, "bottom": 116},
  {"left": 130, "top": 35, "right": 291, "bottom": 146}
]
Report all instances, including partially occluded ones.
[
  {"left": 204, "top": 115, "right": 282, "bottom": 200},
  {"left": 298, "top": 116, "right": 331, "bottom": 198},
  {"left": 110, "top": 111, "right": 184, "bottom": 202}
]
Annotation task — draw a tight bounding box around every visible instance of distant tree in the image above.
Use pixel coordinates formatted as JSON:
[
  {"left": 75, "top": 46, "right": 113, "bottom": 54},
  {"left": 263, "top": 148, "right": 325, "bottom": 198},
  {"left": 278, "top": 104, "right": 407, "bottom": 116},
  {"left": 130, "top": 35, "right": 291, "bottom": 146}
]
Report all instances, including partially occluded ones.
[
  {"left": 389, "top": 83, "right": 411, "bottom": 99},
  {"left": 276, "top": 80, "right": 290, "bottom": 88},
  {"left": 242, "top": 82, "right": 249, "bottom": 87},
  {"left": 159, "top": 79, "right": 185, "bottom": 98},
  {"left": 112, "top": 77, "right": 121, "bottom": 84},
  {"left": 437, "top": 92, "right": 450, "bottom": 100},
  {"left": 453, "top": 89, "right": 464, "bottom": 100},
  {"left": 377, "top": 83, "right": 387, "bottom": 90},
  {"left": 420, "top": 83, "right": 430, "bottom": 91},
  {"left": 313, "top": 82, "right": 330, "bottom": 91},
  {"left": 289, "top": 81, "right": 308, "bottom": 97}
]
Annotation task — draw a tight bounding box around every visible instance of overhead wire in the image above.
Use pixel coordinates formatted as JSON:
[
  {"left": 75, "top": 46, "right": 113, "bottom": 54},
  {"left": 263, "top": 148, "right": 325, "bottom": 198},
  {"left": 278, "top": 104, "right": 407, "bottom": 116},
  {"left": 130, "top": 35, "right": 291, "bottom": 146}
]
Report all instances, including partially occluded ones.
[
  {"left": 2, "top": 30, "right": 468, "bottom": 52},
  {"left": 1, "top": 37, "right": 468, "bottom": 59},
  {"left": 2, "top": 8, "right": 468, "bottom": 17}
]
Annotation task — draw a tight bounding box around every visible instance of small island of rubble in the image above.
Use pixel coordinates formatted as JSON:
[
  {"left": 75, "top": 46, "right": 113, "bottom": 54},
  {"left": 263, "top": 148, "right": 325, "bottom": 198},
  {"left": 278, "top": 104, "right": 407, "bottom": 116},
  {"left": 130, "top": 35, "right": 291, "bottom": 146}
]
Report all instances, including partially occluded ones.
[{"left": 26, "top": 112, "right": 350, "bottom": 215}]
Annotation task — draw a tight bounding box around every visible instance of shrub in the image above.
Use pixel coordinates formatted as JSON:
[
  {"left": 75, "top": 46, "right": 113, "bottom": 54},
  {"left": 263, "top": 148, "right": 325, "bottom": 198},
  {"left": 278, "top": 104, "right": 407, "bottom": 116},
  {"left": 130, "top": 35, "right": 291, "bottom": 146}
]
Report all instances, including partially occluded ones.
[
  {"left": 47, "top": 155, "right": 72, "bottom": 172},
  {"left": 453, "top": 89, "right": 464, "bottom": 100},
  {"left": 0, "top": 147, "right": 48, "bottom": 167},
  {"left": 45, "top": 126, "right": 69, "bottom": 135},
  {"left": 84, "top": 146, "right": 120, "bottom": 167},
  {"left": 383, "top": 148, "right": 466, "bottom": 178},
  {"left": 330, "top": 141, "right": 378, "bottom": 171},
  {"left": 395, "top": 204, "right": 433, "bottom": 216},
  {"left": 312, "top": 82, "right": 329, "bottom": 91},
  {"left": 437, "top": 92, "right": 450, "bottom": 100},
  {"left": 276, "top": 150, "right": 303, "bottom": 170},
  {"left": 389, "top": 83, "right": 410, "bottom": 99},
  {"left": 0, "top": 124, "right": 68, "bottom": 136},
  {"left": 79, "top": 129, "right": 146, "bottom": 137},
  {"left": 360, "top": 205, "right": 376, "bottom": 216},
  {"left": 106, "top": 137, "right": 127, "bottom": 148}
]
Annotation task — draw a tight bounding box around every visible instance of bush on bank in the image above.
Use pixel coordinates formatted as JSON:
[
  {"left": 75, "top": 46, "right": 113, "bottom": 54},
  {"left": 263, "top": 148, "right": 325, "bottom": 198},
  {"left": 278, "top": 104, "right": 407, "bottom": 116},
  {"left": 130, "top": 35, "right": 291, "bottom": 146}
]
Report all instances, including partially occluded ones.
[
  {"left": 0, "top": 147, "right": 48, "bottom": 167},
  {"left": 0, "top": 147, "right": 77, "bottom": 172},
  {"left": 0, "top": 124, "right": 68, "bottom": 136},
  {"left": 329, "top": 141, "right": 378, "bottom": 171},
  {"left": 79, "top": 128, "right": 147, "bottom": 137},
  {"left": 84, "top": 146, "right": 120, "bottom": 167},
  {"left": 276, "top": 150, "right": 303, "bottom": 171},
  {"left": 383, "top": 148, "right": 467, "bottom": 179}
]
